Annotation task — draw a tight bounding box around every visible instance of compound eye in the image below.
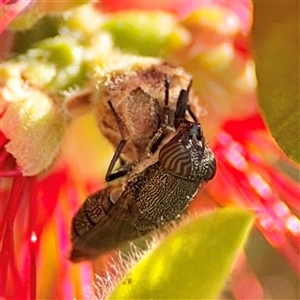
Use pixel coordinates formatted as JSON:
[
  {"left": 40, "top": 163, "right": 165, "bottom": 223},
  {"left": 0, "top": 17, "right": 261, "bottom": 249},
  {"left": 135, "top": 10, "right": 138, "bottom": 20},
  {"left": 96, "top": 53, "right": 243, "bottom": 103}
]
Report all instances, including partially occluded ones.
[
  {"left": 159, "top": 138, "right": 192, "bottom": 178},
  {"left": 202, "top": 149, "right": 217, "bottom": 181}
]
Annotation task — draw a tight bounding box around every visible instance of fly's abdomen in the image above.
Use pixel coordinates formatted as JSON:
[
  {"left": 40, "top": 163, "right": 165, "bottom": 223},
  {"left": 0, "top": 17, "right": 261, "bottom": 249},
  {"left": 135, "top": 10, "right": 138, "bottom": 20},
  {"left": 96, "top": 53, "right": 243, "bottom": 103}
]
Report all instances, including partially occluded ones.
[
  {"left": 71, "top": 189, "right": 113, "bottom": 241},
  {"left": 70, "top": 185, "right": 141, "bottom": 262}
]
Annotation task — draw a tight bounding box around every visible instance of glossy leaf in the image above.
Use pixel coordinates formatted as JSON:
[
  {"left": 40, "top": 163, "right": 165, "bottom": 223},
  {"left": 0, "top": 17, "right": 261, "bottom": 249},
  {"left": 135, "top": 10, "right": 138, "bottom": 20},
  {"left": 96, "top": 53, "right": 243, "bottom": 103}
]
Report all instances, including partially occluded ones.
[
  {"left": 109, "top": 208, "right": 254, "bottom": 299},
  {"left": 252, "top": 1, "right": 299, "bottom": 162}
]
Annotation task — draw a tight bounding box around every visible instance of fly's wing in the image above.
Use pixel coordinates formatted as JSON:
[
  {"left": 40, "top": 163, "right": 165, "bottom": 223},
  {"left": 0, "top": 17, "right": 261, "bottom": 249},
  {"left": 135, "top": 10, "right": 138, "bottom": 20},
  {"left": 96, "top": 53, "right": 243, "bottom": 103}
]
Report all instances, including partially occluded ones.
[{"left": 70, "top": 187, "right": 140, "bottom": 263}]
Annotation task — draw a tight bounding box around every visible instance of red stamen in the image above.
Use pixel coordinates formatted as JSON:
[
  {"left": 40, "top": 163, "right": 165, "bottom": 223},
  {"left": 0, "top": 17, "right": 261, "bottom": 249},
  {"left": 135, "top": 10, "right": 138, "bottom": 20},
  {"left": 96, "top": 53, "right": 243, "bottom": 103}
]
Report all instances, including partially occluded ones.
[
  {"left": 0, "top": 176, "right": 27, "bottom": 297},
  {"left": 0, "top": 169, "right": 23, "bottom": 177},
  {"left": 28, "top": 177, "right": 37, "bottom": 300},
  {"left": 29, "top": 231, "right": 37, "bottom": 300},
  {"left": 270, "top": 170, "right": 300, "bottom": 211},
  {"left": 212, "top": 130, "right": 300, "bottom": 275},
  {"left": 0, "top": 149, "right": 11, "bottom": 165}
]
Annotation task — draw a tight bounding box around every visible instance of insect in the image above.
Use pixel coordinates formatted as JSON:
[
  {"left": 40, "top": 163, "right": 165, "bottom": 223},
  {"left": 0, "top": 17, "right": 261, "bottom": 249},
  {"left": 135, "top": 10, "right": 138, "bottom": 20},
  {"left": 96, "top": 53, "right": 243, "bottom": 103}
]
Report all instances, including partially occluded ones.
[{"left": 70, "top": 76, "right": 216, "bottom": 263}]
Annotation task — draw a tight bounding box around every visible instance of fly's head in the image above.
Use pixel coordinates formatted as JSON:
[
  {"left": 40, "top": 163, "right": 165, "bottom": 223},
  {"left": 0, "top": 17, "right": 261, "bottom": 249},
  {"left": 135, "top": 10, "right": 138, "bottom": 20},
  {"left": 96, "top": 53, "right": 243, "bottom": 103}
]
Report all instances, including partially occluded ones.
[
  {"left": 158, "top": 83, "right": 216, "bottom": 182},
  {"left": 158, "top": 120, "right": 216, "bottom": 182}
]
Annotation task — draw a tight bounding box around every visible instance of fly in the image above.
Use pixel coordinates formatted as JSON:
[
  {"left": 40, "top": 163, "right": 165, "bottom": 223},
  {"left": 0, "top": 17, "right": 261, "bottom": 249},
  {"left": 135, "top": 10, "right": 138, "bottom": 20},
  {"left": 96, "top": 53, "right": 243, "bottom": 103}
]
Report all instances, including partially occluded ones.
[{"left": 70, "top": 76, "right": 216, "bottom": 262}]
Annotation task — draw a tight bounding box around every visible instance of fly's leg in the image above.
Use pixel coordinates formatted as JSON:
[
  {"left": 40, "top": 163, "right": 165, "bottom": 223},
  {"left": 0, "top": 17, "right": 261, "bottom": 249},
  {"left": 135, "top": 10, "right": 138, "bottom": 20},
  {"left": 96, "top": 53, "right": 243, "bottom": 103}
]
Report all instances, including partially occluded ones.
[
  {"left": 105, "top": 101, "right": 134, "bottom": 182},
  {"left": 175, "top": 79, "right": 198, "bottom": 126},
  {"left": 174, "top": 89, "right": 188, "bottom": 127},
  {"left": 186, "top": 80, "right": 198, "bottom": 123},
  {"left": 162, "top": 75, "right": 170, "bottom": 127},
  {"left": 106, "top": 141, "right": 134, "bottom": 182},
  {"left": 146, "top": 76, "right": 171, "bottom": 154},
  {"left": 187, "top": 104, "right": 198, "bottom": 123}
]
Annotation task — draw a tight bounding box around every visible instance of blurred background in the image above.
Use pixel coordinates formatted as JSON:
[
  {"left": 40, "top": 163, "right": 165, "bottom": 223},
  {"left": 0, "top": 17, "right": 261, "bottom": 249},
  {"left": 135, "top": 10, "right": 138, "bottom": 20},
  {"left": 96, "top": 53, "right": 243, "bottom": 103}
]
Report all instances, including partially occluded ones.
[{"left": 0, "top": 0, "right": 299, "bottom": 299}]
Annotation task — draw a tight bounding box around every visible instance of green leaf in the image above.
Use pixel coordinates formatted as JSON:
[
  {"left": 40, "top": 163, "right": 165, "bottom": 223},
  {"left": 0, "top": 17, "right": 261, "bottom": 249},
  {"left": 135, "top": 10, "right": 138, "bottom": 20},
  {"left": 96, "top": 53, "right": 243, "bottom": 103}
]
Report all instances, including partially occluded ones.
[
  {"left": 109, "top": 208, "right": 254, "bottom": 299},
  {"left": 252, "top": 1, "right": 300, "bottom": 162},
  {"left": 102, "top": 11, "right": 189, "bottom": 57}
]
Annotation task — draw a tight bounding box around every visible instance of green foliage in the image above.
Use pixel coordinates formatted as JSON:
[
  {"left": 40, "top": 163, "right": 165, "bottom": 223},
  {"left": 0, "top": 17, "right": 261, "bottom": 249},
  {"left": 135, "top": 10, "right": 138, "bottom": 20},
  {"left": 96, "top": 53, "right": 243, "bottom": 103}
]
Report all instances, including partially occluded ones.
[
  {"left": 109, "top": 208, "right": 254, "bottom": 299},
  {"left": 102, "top": 11, "right": 189, "bottom": 57},
  {"left": 252, "top": 1, "right": 300, "bottom": 163}
]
